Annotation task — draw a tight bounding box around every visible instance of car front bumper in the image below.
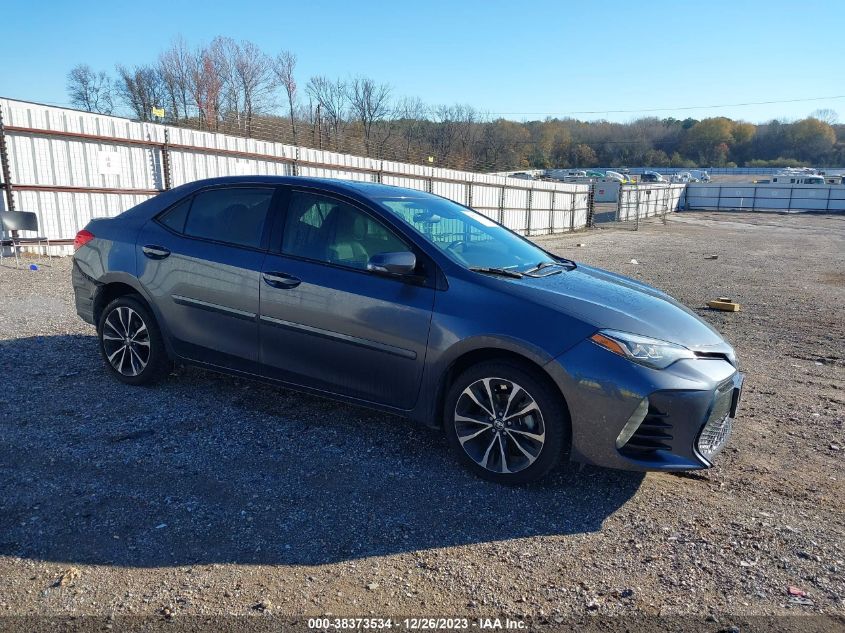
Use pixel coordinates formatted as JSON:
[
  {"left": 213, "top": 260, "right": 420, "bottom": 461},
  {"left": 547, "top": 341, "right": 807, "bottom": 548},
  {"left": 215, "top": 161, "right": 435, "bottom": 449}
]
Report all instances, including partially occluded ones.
[{"left": 546, "top": 338, "right": 744, "bottom": 471}]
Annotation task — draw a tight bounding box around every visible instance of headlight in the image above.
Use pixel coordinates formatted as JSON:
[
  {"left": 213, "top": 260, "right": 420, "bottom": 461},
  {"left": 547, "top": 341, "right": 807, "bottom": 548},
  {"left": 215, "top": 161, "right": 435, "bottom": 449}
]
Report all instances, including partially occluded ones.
[{"left": 590, "top": 329, "right": 695, "bottom": 369}]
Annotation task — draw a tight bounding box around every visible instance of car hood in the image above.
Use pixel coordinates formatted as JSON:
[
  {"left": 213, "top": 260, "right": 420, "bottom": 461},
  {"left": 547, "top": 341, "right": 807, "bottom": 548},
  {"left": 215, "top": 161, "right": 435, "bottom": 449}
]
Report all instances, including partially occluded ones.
[{"left": 513, "top": 264, "right": 729, "bottom": 351}]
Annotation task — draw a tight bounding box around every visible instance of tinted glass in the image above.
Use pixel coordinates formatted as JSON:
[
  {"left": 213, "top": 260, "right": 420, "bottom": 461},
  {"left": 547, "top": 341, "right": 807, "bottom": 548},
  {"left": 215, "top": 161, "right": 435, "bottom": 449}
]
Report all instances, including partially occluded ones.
[
  {"left": 158, "top": 198, "right": 191, "bottom": 233},
  {"left": 282, "top": 192, "right": 408, "bottom": 269},
  {"left": 378, "top": 195, "right": 554, "bottom": 272},
  {"left": 183, "top": 187, "right": 274, "bottom": 248}
]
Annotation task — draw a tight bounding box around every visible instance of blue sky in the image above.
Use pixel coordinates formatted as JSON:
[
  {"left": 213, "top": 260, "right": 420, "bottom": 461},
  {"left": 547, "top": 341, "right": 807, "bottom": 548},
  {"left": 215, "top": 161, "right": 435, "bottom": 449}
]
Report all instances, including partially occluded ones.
[{"left": 2, "top": 0, "right": 844, "bottom": 123}]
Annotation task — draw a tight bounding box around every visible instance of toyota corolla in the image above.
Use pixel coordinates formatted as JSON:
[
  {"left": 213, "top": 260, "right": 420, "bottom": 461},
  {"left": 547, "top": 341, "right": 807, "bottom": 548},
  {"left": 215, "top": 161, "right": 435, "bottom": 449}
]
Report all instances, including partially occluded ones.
[{"left": 72, "top": 176, "right": 743, "bottom": 483}]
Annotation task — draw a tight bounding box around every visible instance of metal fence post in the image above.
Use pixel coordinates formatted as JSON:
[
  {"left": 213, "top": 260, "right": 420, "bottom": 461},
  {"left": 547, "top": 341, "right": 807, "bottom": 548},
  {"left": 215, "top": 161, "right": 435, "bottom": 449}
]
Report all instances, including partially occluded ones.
[
  {"left": 161, "top": 129, "right": 172, "bottom": 190},
  {"left": 526, "top": 186, "right": 533, "bottom": 235},
  {"left": 826, "top": 185, "right": 832, "bottom": 212},
  {"left": 569, "top": 191, "right": 576, "bottom": 231},
  {"left": 616, "top": 185, "right": 624, "bottom": 221},
  {"left": 787, "top": 186, "right": 794, "bottom": 213},
  {"left": 586, "top": 183, "right": 596, "bottom": 227},
  {"left": 292, "top": 146, "right": 300, "bottom": 177},
  {"left": 549, "top": 191, "right": 556, "bottom": 234},
  {"left": 717, "top": 185, "right": 723, "bottom": 211},
  {"left": 751, "top": 184, "right": 757, "bottom": 212},
  {"left": 635, "top": 187, "right": 641, "bottom": 231},
  {"left": 498, "top": 186, "right": 506, "bottom": 224},
  {"left": 0, "top": 103, "right": 15, "bottom": 212},
  {"left": 466, "top": 181, "right": 473, "bottom": 208}
]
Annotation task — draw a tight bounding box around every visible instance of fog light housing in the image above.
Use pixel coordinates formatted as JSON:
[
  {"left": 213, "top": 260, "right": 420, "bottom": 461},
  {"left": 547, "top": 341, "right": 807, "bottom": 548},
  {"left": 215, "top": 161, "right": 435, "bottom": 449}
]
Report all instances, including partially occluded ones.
[{"left": 616, "top": 397, "right": 649, "bottom": 449}]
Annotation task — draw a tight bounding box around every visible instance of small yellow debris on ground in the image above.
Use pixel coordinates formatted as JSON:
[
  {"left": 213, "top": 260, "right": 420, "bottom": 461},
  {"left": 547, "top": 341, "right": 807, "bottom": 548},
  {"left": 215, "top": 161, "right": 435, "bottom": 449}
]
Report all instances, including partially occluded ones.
[
  {"left": 707, "top": 297, "right": 740, "bottom": 312},
  {"left": 56, "top": 567, "right": 81, "bottom": 587}
]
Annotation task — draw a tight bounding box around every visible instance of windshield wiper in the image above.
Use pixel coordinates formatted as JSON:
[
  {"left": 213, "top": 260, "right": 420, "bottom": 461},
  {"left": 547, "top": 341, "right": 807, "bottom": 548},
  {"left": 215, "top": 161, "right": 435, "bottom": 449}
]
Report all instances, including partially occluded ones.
[
  {"left": 469, "top": 266, "right": 524, "bottom": 279},
  {"left": 523, "top": 259, "right": 576, "bottom": 276}
]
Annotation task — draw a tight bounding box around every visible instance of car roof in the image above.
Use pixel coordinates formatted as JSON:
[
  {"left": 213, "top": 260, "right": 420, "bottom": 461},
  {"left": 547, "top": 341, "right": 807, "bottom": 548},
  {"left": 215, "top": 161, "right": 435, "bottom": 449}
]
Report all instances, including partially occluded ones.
[
  {"left": 179, "top": 175, "right": 434, "bottom": 200},
  {"left": 118, "top": 176, "right": 446, "bottom": 222}
]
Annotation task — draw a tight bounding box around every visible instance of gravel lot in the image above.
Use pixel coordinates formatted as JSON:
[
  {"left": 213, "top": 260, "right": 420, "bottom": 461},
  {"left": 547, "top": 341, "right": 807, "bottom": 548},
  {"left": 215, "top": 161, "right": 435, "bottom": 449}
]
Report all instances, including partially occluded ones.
[{"left": 1, "top": 211, "right": 843, "bottom": 629}]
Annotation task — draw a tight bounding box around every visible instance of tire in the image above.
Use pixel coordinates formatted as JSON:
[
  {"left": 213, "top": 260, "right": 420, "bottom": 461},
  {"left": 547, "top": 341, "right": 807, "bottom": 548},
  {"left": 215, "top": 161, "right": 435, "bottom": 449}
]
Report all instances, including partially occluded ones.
[
  {"left": 97, "top": 295, "right": 169, "bottom": 386},
  {"left": 443, "top": 361, "right": 569, "bottom": 484}
]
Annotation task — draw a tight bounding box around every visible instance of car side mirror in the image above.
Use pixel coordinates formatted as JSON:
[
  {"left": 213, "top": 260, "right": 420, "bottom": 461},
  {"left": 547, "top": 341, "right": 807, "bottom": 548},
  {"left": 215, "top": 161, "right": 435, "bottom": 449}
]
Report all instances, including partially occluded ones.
[{"left": 367, "top": 251, "right": 417, "bottom": 276}]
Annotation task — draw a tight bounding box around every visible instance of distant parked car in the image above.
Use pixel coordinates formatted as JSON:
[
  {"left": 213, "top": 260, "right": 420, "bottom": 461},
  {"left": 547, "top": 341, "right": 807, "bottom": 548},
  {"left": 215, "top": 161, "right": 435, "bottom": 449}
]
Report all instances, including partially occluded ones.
[
  {"left": 73, "top": 176, "right": 743, "bottom": 483},
  {"left": 605, "top": 170, "right": 633, "bottom": 184},
  {"left": 671, "top": 172, "right": 693, "bottom": 183},
  {"left": 640, "top": 171, "right": 666, "bottom": 183},
  {"left": 689, "top": 170, "right": 711, "bottom": 183}
]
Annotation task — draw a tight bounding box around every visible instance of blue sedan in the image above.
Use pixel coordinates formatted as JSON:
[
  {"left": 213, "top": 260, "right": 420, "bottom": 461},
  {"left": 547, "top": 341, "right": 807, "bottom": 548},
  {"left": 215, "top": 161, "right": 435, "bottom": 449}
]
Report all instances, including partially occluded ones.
[{"left": 72, "top": 177, "right": 743, "bottom": 483}]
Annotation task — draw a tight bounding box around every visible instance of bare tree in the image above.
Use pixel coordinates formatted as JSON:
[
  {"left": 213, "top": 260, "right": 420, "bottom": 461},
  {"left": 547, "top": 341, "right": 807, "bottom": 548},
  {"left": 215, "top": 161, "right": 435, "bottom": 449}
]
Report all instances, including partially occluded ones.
[
  {"left": 209, "top": 37, "right": 241, "bottom": 126},
  {"left": 305, "top": 76, "right": 348, "bottom": 150},
  {"left": 158, "top": 37, "right": 194, "bottom": 121},
  {"left": 810, "top": 108, "right": 839, "bottom": 125},
  {"left": 67, "top": 64, "right": 114, "bottom": 114},
  {"left": 347, "top": 76, "right": 392, "bottom": 156},
  {"left": 115, "top": 65, "right": 164, "bottom": 121},
  {"left": 431, "top": 105, "right": 463, "bottom": 165},
  {"left": 232, "top": 40, "right": 272, "bottom": 135},
  {"left": 394, "top": 96, "right": 429, "bottom": 161},
  {"left": 453, "top": 104, "right": 483, "bottom": 168},
  {"left": 187, "top": 45, "right": 224, "bottom": 129},
  {"left": 272, "top": 51, "right": 299, "bottom": 144}
]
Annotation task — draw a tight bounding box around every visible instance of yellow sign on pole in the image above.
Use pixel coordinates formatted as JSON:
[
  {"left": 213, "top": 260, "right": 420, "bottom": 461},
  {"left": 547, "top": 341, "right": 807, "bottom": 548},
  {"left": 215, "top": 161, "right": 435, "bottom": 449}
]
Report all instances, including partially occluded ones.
[
  {"left": 427, "top": 156, "right": 434, "bottom": 163},
  {"left": 151, "top": 106, "right": 165, "bottom": 118}
]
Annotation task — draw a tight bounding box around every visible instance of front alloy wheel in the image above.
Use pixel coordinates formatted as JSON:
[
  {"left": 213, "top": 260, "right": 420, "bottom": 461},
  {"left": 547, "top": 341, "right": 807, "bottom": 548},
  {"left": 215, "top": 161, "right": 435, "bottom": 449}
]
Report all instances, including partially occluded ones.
[
  {"left": 454, "top": 378, "right": 546, "bottom": 474},
  {"left": 444, "top": 361, "right": 569, "bottom": 484}
]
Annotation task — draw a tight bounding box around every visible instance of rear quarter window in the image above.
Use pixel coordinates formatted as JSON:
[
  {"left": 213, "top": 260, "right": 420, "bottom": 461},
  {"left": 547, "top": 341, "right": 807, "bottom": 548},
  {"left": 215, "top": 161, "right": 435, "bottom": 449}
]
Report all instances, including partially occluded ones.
[{"left": 158, "top": 198, "right": 191, "bottom": 233}]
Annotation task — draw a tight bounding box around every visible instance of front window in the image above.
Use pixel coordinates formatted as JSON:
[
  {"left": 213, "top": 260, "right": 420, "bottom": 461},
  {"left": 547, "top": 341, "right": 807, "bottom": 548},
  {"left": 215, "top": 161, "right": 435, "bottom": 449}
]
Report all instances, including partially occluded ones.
[
  {"left": 377, "top": 195, "right": 554, "bottom": 273},
  {"left": 281, "top": 191, "right": 409, "bottom": 270}
]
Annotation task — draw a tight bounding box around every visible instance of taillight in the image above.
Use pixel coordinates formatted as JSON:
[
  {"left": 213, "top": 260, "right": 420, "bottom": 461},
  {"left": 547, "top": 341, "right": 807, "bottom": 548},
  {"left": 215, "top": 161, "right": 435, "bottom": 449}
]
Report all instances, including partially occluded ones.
[{"left": 74, "top": 229, "right": 95, "bottom": 251}]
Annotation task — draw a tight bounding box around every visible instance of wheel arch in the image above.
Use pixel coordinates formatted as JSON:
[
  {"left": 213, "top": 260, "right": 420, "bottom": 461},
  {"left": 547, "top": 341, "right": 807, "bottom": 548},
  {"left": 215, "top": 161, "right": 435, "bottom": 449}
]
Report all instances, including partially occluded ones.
[
  {"left": 93, "top": 275, "right": 176, "bottom": 360},
  {"left": 94, "top": 281, "right": 143, "bottom": 326}
]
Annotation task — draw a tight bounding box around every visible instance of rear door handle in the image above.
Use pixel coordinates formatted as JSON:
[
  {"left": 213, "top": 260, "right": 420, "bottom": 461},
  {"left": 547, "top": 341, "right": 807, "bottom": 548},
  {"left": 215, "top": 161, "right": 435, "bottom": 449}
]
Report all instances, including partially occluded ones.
[
  {"left": 142, "top": 245, "right": 171, "bottom": 259},
  {"left": 263, "top": 271, "right": 301, "bottom": 289}
]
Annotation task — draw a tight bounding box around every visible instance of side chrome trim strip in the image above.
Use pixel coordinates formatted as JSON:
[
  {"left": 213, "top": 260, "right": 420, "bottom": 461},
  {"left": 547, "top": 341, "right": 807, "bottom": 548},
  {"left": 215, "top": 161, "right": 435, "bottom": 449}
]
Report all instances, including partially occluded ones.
[
  {"left": 259, "top": 315, "right": 417, "bottom": 360},
  {"left": 172, "top": 295, "right": 256, "bottom": 321}
]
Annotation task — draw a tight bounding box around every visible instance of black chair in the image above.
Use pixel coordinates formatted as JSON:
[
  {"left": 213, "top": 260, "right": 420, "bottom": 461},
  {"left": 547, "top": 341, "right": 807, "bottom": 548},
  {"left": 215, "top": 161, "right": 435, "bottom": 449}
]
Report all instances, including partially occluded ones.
[{"left": 0, "top": 211, "right": 52, "bottom": 268}]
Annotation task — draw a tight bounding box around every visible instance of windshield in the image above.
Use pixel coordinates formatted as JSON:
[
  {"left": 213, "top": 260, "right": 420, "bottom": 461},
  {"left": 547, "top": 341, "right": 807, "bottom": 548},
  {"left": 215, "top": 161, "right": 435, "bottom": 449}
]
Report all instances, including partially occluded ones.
[{"left": 377, "top": 195, "right": 555, "bottom": 272}]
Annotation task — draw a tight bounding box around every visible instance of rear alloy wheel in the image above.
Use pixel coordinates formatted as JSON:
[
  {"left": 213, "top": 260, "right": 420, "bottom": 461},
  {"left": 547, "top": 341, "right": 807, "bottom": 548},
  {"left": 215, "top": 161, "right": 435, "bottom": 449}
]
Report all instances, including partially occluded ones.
[
  {"left": 98, "top": 296, "right": 168, "bottom": 385},
  {"left": 444, "top": 361, "right": 568, "bottom": 484}
]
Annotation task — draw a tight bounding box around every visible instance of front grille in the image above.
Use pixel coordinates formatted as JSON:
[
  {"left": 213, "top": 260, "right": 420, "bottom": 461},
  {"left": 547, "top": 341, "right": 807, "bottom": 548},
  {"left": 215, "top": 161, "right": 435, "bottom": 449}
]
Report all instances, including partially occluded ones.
[
  {"left": 696, "top": 382, "right": 735, "bottom": 462},
  {"left": 619, "top": 406, "right": 673, "bottom": 457}
]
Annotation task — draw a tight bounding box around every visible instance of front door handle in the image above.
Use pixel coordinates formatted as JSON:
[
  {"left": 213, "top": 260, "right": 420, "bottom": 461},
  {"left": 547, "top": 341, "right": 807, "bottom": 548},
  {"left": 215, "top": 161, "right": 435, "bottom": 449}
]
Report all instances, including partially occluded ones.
[
  {"left": 142, "top": 245, "right": 171, "bottom": 259},
  {"left": 263, "top": 271, "right": 301, "bottom": 289}
]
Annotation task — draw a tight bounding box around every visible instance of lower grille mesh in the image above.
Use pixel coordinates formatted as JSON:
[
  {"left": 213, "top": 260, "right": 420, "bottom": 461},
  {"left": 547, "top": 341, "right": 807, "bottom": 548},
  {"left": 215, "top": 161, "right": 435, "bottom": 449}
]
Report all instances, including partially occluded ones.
[{"left": 697, "top": 383, "right": 734, "bottom": 462}]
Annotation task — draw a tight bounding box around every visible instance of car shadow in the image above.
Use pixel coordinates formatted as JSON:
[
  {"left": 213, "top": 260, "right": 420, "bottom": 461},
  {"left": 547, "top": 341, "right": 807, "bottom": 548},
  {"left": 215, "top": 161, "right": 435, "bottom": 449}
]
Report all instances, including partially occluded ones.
[{"left": 0, "top": 334, "right": 645, "bottom": 568}]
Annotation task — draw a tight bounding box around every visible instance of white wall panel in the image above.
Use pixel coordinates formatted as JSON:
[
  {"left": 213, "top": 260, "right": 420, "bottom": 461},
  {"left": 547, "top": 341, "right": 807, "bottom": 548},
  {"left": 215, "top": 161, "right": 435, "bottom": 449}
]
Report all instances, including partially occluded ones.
[{"left": 0, "top": 98, "right": 594, "bottom": 247}]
